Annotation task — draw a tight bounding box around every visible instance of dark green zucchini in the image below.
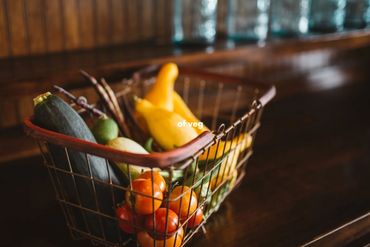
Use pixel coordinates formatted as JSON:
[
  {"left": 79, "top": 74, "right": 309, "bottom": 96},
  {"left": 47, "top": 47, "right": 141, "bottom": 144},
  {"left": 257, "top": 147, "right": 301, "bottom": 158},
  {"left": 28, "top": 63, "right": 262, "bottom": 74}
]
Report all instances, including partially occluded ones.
[{"left": 33, "top": 93, "right": 124, "bottom": 242}]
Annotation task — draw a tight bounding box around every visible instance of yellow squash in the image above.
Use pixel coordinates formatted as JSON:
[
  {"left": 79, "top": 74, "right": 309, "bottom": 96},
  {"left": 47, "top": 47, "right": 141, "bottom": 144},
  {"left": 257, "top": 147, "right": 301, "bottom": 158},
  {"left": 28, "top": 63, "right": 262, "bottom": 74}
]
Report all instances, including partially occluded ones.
[
  {"left": 144, "top": 62, "right": 210, "bottom": 135},
  {"left": 144, "top": 63, "right": 179, "bottom": 111},
  {"left": 210, "top": 146, "right": 240, "bottom": 190},
  {"left": 199, "top": 133, "right": 252, "bottom": 161},
  {"left": 135, "top": 98, "right": 198, "bottom": 150},
  {"left": 207, "top": 133, "right": 252, "bottom": 189},
  {"left": 209, "top": 133, "right": 252, "bottom": 190},
  {"left": 173, "top": 92, "right": 209, "bottom": 134}
]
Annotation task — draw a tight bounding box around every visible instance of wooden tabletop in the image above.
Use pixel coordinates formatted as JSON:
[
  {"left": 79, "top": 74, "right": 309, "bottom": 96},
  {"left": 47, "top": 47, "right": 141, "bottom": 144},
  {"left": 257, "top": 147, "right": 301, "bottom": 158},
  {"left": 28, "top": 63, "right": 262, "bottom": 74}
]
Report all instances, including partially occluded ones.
[{"left": 1, "top": 79, "right": 370, "bottom": 246}]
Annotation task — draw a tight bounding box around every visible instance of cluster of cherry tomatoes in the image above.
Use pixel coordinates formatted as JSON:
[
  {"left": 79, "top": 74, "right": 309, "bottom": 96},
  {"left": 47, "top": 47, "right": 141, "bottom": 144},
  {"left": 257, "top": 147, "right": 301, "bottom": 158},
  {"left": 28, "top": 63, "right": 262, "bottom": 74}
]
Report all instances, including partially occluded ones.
[{"left": 115, "top": 171, "right": 204, "bottom": 247}]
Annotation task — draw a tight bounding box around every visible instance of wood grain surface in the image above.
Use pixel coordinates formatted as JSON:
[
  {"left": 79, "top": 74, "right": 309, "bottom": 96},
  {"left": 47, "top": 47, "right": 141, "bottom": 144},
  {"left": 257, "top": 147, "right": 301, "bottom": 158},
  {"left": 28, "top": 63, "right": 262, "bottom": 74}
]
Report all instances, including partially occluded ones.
[
  {"left": 1, "top": 77, "right": 370, "bottom": 246},
  {"left": 0, "top": 0, "right": 228, "bottom": 58}
]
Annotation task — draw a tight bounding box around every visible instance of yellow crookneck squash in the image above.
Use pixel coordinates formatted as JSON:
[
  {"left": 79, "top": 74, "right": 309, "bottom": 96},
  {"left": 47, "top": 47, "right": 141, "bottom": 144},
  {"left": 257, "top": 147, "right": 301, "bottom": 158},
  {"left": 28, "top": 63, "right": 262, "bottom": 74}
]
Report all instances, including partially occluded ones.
[
  {"left": 144, "top": 62, "right": 209, "bottom": 134},
  {"left": 135, "top": 98, "right": 198, "bottom": 150},
  {"left": 173, "top": 91, "right": 209, "bottom": 134},
  {"left": 144, "top": 62, "right": 179, "bottom": 111},
  {"left": 199, "top": 133, "right": 252, "bottom": 161}
]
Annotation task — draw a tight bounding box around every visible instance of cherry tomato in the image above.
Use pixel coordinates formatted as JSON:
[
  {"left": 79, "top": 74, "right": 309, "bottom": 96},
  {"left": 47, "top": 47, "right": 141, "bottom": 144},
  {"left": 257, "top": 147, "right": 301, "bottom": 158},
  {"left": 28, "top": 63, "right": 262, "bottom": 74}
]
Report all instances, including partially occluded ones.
[
  {"left": 186, "top": 208, "right": 203, "bottom": 228},
  {"left": 126, "top": 179, "right": 163, "bottom": 215},
  {"left": 115, "top": 203, "right": 143, "bottom": 234},
  {"left": 137, "top": 227, "right": 184, "bottom": 247},
  {"left": 138, "top": 171, "right": 166, "bottom": 192},
  {"left": 145, "top": 208, "right": 179, "bottom": 236},
  {"left": 168, "top": 186, "right": 198, "bottom": 219}
]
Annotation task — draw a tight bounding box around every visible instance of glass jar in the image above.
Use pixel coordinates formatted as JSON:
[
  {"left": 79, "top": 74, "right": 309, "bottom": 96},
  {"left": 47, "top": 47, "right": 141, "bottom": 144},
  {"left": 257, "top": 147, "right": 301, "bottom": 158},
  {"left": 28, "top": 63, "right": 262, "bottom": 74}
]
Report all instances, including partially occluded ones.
[
  {"left": 172, "top": 0, "right": 218, "bottom": 45},
  {"left": 226, "top": 0, "right": 270, "bottom": 42},
  {"left": 344, "top": 0, "right": 370, "bottom": 29},
  {"left": 270, "top": 0, "right": 310, "bottom": 37},
  {"left": 309, "top": 0, "right": 346, "bottom": 33}
]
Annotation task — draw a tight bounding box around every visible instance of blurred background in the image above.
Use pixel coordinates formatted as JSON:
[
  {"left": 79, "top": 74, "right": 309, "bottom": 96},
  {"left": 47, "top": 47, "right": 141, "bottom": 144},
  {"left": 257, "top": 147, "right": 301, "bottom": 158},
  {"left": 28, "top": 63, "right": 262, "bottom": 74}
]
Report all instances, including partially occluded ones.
[
  {"left": 0, "top": 0, "right": 369, "bottom": 58},
  {"left": 1, "top": 0, "right": 370, "bottom": 128}
]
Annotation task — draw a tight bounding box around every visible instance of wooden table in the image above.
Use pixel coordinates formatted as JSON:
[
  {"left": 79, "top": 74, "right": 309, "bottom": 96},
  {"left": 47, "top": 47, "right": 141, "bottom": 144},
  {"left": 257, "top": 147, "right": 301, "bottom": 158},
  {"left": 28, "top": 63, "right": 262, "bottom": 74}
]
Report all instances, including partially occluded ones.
[
  {"left": 1, "top": 79, "right": 370, "bottom": 247},
  {"left": 1, "top": 32, "right": 370, "bottom": 247}
]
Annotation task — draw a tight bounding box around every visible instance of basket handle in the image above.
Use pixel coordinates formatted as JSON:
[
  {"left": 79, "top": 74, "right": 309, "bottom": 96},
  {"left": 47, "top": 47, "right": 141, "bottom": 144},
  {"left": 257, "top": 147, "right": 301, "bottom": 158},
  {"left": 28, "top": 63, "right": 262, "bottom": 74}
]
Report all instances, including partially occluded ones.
[
  {"left": 23, "top": 117, "right": 215, "bottom": 168},
  {"left": 180, "top": 67, "right": 276, "bottom": 107}
]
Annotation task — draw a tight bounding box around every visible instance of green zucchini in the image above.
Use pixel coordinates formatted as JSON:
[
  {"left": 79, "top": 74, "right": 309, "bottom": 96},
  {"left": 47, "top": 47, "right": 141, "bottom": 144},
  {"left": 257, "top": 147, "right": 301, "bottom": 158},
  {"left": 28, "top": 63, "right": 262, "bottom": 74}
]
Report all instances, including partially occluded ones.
[{"left": 33, "top": 93, "right": 124, "bottom": 241}]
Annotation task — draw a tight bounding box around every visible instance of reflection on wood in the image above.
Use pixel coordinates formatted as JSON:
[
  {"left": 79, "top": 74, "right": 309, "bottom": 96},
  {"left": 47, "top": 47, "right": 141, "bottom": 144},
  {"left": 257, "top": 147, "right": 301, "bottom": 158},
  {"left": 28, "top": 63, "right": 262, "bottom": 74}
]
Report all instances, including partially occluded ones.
[
  {"left": 6, "top": 0, "right": 29, "bottom": 56},
  {"left": 45, "top": 0, "right": 64, "bottom": 52},
  {"left": 111, "top": 0, "right": 125, "bottom": 44},
  {"left": 96, "top": 0, "right": 111, "bottom": 46},
  {"left": 25, "top": 0, "right": 44, "bottom": 54},
  {"left": 0, "top": 0, "right": 11, "bottom": 57},
  {"left": 63, "top": 0, "right": 80, "bottom": 50}
]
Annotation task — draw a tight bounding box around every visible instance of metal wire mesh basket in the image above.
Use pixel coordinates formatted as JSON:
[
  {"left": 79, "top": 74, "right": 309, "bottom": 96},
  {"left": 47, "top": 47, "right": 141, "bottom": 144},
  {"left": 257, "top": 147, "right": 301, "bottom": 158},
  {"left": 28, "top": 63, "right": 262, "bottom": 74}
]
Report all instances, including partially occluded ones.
[{"left": 23, "top": 67, "right": 275, "bottom": 247}]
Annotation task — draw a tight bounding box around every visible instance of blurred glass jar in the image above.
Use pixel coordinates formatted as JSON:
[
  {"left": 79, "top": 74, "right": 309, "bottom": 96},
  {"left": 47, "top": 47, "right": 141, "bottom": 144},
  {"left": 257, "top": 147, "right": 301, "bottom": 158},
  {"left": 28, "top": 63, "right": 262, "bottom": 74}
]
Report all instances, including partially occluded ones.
[
  {"left": 172, "top": 0, "right": 218, "bottom": 45},
  {"left": 344, "top": 0, "right": 370, "bottom": 29},
  {"left": 270, "top": 0, "right": 310, "bottom": 37},
  {"left": 309, "top": 0, "right": 346, "bottom": 33},
  {"left": 226, "top": 0, "right": 270, "bottom": 42}
]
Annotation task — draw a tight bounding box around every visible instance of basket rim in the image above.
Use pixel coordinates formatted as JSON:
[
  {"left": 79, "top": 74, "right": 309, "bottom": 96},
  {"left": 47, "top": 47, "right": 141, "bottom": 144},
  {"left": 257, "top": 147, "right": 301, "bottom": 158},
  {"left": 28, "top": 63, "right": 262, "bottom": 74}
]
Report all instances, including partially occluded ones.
[
  {"left": 23, "top": 117, "right": 215, "bottom": 168},
  {"left": 178, "top": 67, "right": 276, "bottom": 107},
  {"left": 23, "top": 68, "right": 276, "bottom": 168}
]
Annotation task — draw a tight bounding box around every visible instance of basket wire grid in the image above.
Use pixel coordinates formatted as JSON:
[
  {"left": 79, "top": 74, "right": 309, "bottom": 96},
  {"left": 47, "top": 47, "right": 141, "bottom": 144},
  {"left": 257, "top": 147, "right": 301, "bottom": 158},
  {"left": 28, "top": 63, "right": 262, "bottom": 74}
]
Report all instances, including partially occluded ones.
[{"left": 24, "top": 68, "right": 275, "bottom": 247}]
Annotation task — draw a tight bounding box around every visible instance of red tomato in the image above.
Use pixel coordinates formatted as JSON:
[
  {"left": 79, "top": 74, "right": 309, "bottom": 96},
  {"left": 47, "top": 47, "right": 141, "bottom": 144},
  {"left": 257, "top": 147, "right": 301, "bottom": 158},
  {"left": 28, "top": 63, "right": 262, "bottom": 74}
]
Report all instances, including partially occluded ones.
[
  {"left": 115, "top": 203, "right": 142, "bottom": 234},
  {"left": 126, "top": 179, "right": 163, "bottom": 215},
  {"left": 138, "top": 171, "right": 167, "bottom": 192},
  {"left": 186, "top": 208, "right": 203, "bottom": 228},
  {"left": 137, "top": 227, "right": 184, "bottom": 247},
  {"left": 169, "top": 186, "right": 198, "bottom": 219},
  {"left": 145, "top": 208, "right": 179, "bottom": 236}
]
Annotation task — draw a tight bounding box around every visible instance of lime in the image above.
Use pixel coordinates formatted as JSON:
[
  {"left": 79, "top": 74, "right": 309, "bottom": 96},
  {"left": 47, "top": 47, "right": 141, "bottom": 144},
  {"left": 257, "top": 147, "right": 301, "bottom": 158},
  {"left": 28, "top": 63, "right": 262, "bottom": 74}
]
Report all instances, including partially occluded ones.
[{"left": 92, "top": 117, "right": 119, "bottom": 144}]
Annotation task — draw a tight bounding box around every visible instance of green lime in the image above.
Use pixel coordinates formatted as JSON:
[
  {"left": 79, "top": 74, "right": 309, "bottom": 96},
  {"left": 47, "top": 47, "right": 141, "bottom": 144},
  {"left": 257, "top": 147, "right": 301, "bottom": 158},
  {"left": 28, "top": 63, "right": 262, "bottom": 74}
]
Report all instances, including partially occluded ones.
[{"left": 92, "top": 117, "right": 119, "bottom": 144}]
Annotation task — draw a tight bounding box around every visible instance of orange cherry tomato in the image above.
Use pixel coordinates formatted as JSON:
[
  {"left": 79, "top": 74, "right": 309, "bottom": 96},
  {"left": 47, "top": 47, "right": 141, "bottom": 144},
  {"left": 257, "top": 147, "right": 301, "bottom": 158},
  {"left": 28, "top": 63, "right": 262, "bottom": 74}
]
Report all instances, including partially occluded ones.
[
  {"left": 168, "top": 186, "right": 198, "bottom": 219},
  {"left": 115, "top": 203, "right": 143, "bottom": 234},
  {"left": 138, "top": 171, "right": 167, "bottom": 192},
  {"left": 137, "top": 227, "right": 184, "bottom": 247},
  {"left": 145, "top": 208, "right": 179, "bottom": 236},
  {"left": 126, "top": 179, "right": 163, "bottom": 215},
  {"left": 186, "top": 208, "right": 203, "bottom": 228}
]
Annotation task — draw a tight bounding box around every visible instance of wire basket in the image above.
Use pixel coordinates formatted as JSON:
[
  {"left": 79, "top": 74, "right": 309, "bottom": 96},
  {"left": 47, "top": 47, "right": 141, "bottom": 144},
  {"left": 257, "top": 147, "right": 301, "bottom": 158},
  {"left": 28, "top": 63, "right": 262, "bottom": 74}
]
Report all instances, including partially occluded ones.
[{"left": 23, "top": 67, "right": 275, "bottom": 247}]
